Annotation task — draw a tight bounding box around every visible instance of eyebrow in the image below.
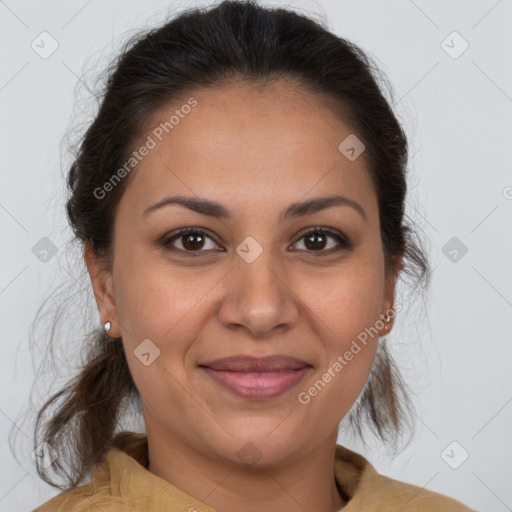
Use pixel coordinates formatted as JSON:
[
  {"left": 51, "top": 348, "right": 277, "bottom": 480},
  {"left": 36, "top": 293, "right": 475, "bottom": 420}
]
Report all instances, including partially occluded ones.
[{"left": 142, "top": 194, "right": 367, "bottom": 223}]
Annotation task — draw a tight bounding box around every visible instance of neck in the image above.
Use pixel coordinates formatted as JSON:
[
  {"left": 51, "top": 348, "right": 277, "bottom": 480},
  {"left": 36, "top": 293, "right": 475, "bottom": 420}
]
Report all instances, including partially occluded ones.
[{"left": 146, "top": 427, "right": 347, "bottom": 512}]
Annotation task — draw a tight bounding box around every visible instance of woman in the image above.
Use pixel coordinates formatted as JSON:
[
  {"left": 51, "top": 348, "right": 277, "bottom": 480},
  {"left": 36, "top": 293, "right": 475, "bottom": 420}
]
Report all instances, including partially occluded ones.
[{"left": 32, "top": 1, "right": 476, "bottom": 510}]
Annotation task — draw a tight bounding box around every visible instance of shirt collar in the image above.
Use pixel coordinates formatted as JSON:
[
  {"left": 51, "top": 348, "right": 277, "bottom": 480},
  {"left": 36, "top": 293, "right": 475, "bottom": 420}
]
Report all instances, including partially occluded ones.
[{"left": 94, "top": 431, "right": 377, "bottom": 511}]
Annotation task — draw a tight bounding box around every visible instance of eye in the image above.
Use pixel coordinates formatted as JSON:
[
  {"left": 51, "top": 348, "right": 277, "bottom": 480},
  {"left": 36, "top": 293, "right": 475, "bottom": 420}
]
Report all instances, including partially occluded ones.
[
  {"left": 161, "top": 227, "right": 221, "bottom": 255},
  {"left": 290, "top": 227, "right": 353, "bottom": 255},
  {"left": 160, "top": 226, "right": 353, "bottom": 257}
]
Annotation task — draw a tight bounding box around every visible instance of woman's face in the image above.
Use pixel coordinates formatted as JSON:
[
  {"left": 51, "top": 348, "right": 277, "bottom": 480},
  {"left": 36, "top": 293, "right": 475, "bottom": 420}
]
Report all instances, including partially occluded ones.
[{"left": 87, "top": 79, "right": 398, "bottom": 465}]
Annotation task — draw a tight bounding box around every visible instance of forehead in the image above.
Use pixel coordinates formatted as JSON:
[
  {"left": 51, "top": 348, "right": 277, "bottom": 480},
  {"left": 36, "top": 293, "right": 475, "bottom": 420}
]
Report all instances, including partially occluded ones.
[{"left": 118, "top": 79, "right": 377, "bottom": 222}]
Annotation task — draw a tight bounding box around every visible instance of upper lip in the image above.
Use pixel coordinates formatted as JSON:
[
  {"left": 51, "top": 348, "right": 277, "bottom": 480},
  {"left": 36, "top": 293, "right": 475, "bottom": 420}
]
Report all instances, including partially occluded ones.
[{"left": 198, "top": 355, "right": 312, "bottom": 372}]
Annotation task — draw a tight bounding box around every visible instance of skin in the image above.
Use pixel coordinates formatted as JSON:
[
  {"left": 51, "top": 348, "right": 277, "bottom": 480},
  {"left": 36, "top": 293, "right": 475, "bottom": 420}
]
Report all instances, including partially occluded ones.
[{"left": 85, "top": 78, "right": 400, "bottom": 512}]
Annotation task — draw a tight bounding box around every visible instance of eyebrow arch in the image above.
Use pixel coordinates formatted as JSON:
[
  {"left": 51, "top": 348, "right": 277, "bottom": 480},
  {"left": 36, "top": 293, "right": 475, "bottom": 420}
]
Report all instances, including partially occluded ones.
[{"left": 142, "top": 194, "right": 367, "bottom": 223}]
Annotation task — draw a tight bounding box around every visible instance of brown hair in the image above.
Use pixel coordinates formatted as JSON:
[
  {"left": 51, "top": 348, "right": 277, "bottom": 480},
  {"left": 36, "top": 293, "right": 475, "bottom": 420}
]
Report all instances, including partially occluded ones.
[{"left": 19, "top": 0, "right": 430, "bottom": 491}]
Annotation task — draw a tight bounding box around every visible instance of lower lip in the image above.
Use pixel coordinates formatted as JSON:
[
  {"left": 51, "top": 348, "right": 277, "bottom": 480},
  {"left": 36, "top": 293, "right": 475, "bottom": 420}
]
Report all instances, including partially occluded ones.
[{"left": 200, "top": 366, "right": 312, "bottom": 399}]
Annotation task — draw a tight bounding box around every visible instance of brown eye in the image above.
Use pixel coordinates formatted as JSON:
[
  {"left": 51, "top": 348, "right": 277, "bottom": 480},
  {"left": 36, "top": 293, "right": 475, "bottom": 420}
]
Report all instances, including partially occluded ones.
[
  {"left": 163, "top": 228, "right": 220, "bottom": 253},
  {"left": 291, "top": 228, "right": 352, "bottom": 255},
  {"left": 181, "top": 232, "right": 206, "bottom": 250},
  {"left": 304, "top": 232, "right": 329, "bottom": 251},
  {"left": 160, "top": 226, "right": 352, "bottom": 257}
]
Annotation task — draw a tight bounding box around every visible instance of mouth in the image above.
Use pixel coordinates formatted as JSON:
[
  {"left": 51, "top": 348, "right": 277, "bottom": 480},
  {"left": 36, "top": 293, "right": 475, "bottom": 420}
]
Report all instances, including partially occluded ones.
[{"left": 198, "top": 355, "right": 313, "bottom": 399}]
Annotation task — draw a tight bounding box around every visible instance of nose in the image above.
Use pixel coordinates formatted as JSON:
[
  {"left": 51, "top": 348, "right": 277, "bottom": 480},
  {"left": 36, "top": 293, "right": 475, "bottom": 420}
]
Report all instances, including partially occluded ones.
[{"left": 217, "top": 248, "right": 300, "bottom": 338}]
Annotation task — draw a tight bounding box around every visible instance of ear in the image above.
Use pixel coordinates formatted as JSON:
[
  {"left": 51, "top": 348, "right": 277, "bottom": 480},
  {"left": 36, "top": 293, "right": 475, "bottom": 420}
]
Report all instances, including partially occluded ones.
[
  {"left": 381, "top": 254, "right": 403, "bottom": 332},
  {"left": 84, "top": 241, "right": 120, "bottom": 338}
]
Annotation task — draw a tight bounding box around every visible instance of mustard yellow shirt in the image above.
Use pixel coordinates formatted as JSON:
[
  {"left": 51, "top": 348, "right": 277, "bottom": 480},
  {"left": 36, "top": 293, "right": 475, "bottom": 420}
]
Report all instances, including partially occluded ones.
[{"left": 33, "top": 432, "right": 477, "bottom": 511}]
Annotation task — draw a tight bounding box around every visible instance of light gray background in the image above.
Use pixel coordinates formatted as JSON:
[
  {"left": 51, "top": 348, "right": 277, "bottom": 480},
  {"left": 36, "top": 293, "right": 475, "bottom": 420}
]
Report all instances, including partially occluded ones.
[{"left": 1, "top": 1, "right": 511, "bottom": 511}]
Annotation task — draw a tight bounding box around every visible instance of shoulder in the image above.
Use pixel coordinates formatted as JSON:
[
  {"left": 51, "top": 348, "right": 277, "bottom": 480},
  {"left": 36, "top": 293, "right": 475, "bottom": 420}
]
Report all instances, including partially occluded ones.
[
  {"left": 32, "top": 449, "right": 127, "bottom": 512},
  {"left": 32, "top": 485, "right": 127, "bottom": 512},
  {"left": 334, "top": 444, "right": 477, "bottom": 511},
  {"left": 365, "top": 471, "right": 478, "bottom": 511}
]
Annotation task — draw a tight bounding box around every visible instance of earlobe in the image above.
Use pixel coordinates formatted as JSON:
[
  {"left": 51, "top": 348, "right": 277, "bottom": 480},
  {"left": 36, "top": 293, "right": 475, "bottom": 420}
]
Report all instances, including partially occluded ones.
[{"left": 84, "top": 241, "right": 119, "bottom": 336}]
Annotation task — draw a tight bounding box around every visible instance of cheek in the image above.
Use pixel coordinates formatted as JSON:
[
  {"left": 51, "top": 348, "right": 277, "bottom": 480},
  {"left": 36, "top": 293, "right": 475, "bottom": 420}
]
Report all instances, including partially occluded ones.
[
  {"left": 113, "top": 235, "right": 384, "bottom": 422},
  {"left": 113, "top": 248, "right": 210, "bottom": 339},
  {"left": 112, "top": 254, "right": 210, "bottom": 410},
  {"left": 112, "top": 250, "right": 222, "bottom": 389},
  {"left": 300, "top": 258, "right": 384, "bottom": 344},
  {"left": 296, "top": 262, "right": 383, "bottom": 407}
]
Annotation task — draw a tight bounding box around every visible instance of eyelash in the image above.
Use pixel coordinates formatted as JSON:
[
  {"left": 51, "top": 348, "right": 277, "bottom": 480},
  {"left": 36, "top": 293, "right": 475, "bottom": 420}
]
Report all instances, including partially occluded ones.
[{"left": 159, "top": 226, "right": 353, "bottom": 257}]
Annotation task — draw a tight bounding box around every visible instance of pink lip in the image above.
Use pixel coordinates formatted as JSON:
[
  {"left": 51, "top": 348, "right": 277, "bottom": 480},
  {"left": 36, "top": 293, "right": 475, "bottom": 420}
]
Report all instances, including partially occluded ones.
[
  {"left": 199, "top": 366, "right": 312, "bottom": 399},
  {"left": 198, "top": 355, "right": 313, "bottom": 399}
]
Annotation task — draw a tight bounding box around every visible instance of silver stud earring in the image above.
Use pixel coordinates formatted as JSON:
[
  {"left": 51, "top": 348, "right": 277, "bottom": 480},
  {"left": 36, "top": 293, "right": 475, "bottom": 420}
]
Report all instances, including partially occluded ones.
[{"left": 104, "top": 321, "right": 112, "bottom": 336}]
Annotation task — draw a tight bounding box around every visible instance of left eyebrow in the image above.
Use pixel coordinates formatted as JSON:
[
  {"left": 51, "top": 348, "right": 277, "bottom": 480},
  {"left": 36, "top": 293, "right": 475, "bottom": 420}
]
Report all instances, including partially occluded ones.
[{"left": 142, "top": 194, "right": 367, "bottom": 223}]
